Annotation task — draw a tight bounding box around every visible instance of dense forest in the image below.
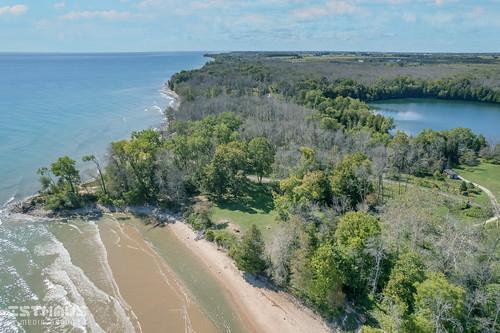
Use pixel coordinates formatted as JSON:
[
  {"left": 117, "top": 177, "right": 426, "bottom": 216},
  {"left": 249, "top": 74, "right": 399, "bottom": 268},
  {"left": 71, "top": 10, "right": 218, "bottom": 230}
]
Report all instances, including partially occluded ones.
[{"left": 38, "top": 53, "right": 500, "bottom": 332}]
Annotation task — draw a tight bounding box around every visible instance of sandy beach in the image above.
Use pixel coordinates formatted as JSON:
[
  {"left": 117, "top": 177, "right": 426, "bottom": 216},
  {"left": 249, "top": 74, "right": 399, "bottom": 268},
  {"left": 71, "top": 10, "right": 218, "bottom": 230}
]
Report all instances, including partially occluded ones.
[
  {"left": 99, "top": 217, "right": 219, "bottom": 333},
  {"left": 168, "top": 221, "right": 332, "bottom": 333}
]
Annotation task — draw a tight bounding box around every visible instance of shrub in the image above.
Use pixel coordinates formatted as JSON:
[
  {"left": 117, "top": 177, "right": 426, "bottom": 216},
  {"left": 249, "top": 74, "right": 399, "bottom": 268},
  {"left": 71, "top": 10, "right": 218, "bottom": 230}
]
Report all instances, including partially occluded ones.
[
  {"left": 460, "top": 181, "right": 468, "bottom": 192},
  {"left": 463, "top": 206, "right": 491, "bottom": 218},
  {"left": 213, "top": 230, "right": 238, "bottom": 252},
  {"left": 185, "top": 202, "right": 214, "bottom": 230},
  {"left": 205, "top": 229, "right": 215, "bottom": 242},
  {"left": 44, "top": 191, "right": 83, "bottom": 211},
  {"left": 433, "top": 170, "right": 444, "bottom": 181}
]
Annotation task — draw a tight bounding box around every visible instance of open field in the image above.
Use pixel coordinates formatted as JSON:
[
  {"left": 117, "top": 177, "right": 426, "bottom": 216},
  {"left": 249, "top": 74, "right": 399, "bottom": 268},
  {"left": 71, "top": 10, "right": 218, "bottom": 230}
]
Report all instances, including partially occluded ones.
[
  {"left": 211, "top": 183, "right": 279, "bottom": 238},
  {"left": 456, "top": 161, "right": 500, "bottom": 200},
  {"left": 214, "top": 52, "right": 500, "bottom": 87},
  {"left": 383, "top": 174, "right": 493, "bottom": 225}
]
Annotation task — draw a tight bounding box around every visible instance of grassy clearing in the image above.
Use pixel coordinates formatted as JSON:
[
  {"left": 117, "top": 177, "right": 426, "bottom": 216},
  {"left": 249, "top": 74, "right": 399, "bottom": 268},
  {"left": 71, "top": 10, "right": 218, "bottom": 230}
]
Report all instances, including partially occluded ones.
[
  {"left": 456, "top": 161, "right": 500, "bottom": 200},
  {"left": 409, "top": 174, "right": 491, "bottom": 208},
  {"left": 383, "top": 175, "right": 493, "bottom": 225},
  {"left": 211, "top": 183, "right": 279, "bottom": 238}
]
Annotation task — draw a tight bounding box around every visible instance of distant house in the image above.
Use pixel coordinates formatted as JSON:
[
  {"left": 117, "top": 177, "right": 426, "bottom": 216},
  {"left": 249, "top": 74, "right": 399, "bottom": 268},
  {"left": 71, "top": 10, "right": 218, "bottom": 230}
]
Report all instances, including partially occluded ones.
[{"left": 444, "top": 169, "right": 459, "bottom": 179}]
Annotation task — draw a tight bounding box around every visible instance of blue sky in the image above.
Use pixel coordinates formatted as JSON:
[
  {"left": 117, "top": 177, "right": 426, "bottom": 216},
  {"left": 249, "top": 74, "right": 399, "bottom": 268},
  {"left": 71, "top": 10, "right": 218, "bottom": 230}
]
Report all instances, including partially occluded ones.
[{"left": 1, "top": 0, "right": 499, "bottom": 52}]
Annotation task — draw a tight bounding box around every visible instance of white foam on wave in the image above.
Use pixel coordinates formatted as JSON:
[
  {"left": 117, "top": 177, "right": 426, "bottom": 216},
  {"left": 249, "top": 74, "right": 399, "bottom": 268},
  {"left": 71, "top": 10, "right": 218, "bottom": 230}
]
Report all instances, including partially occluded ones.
[
  {"left": 0, "top": 196, "right": 16, "bottom": 224},
  {"left": 4, "top": 265, "right": 39, "bottom": 302},
  {"left": 144, "top": 105, "right": 163, "bottom": 114},
  {"left": 160, "top": 86, "right": 179, "bottom": 108},
  {"left": 34, "top": 227, "right": 136, "bottom": 333},
  {"left": 2, "top": 196, "right": 16, "bottom": 208},
  {"left": 0, "top": 224, "right": 39, "bottom": 308},
  {"left": 152, "top": 105, "right": 162, "bottom": 113},
  {"left": 35, "top": 238, "right": 104, "bottom": 332},
  {"left": 0, "top": 309, "right": 24, "bottom": 333}
]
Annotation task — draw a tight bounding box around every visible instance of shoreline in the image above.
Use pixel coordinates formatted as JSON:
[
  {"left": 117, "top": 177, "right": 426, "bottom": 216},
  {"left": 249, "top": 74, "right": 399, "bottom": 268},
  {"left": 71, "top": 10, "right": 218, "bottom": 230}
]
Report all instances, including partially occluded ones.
[
  {"left": 1, "top": 196, "right": 334, "bottom": 332},
  {"left": 161, "top": 84, "right": 180, "bottom": 111},
  {"left": 168, "top": 220, "right": 332, "bottom": 333},
  {"left": 0, "top": 81, "right": 180, "bottom": 214},
  {"left": 0, "top": 70, "right": 334, "bottom": 332},
  {"left": 98, "top": 216, "right": 219, "bottom": 333}
]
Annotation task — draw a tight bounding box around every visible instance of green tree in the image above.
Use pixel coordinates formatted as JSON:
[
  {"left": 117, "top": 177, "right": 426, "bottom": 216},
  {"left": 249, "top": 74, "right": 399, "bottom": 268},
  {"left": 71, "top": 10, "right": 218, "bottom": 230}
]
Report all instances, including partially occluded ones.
[
  {"left": 275, "top": 170, "right": 330, "bottom": 219},
  {"left": 106, "top": 129, "right": 162, "bottom": 203},
  {"left": 308, "top": 242, "right": 344, "bottom": 310},
  {"left": 234, "top": 224, "right": 266, "bottom": 275},
  {"left": 38, "top": 156, "right": 84, "bottom": 211},
  {"left": 389, "top": 131, "right": 411, "bottom": 193},
  {"left": 335, "top": 211, "right": 381, "bottom": 253},
  {"left": 383, "top": 252, "right": 425, "bottom": 314},
  {"left": 412, "top": 273, "right": 465, "bottom": 333},
  {"left": 335, "top": 211, "right": 381, "bottom": 297},
  {"left": 248, "top": 137, "right": 275, "bottom": 183},
  {"left": 82, "top": 154, "right": 108, "bottom": 195},
  {"left": 290, "top": 220, "right": 317, "bottom": 296},
  {"left": 37, "top": 166, "right": 56, "bottom": 193},
  {"left": 330, "top": 152, "right": 372, "bottom": 211},
  {"left": 203, "top": 141, "right": 248, "bottom": 198},
  {"left": 51, "top": 156, "right": 81, "bottom": 194}
]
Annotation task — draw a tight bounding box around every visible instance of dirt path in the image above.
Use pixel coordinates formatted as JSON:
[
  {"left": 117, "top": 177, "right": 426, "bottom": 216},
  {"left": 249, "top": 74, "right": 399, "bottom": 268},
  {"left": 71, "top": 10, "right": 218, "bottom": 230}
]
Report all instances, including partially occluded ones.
[{"left": 458, "top": 176, "right": 500, "bottom": 227}]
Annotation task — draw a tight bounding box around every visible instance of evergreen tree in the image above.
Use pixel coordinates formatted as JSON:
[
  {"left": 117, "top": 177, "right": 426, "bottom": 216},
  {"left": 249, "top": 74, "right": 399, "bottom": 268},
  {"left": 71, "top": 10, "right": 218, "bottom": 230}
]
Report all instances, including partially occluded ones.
[{"left": 234, "top": 225, "right": 267, "bottom": 275}]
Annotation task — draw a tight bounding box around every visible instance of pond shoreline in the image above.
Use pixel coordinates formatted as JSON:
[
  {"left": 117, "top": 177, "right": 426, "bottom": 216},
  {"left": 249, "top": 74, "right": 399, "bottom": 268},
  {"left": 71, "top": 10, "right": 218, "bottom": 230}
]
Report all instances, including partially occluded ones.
[{"left": 370, "top": 97, "right": 500, "bottom": 142}]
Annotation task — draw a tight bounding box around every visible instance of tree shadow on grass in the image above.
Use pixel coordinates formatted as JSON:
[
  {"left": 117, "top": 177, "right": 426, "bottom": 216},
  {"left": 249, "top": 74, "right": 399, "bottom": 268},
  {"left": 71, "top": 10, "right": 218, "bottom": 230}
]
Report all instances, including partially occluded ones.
[{"left": 217, "top": 182, "right": 275, "bottom": 214}]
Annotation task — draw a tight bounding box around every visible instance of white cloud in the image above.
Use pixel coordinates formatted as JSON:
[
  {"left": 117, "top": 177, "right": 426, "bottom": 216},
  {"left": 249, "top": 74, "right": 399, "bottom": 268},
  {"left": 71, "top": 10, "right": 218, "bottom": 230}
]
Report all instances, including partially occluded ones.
[
  {"left": 53, "top": 2, "right": 65, "bottom": 10},
  {"left": 60, "top": 10, "right": 132, "bottom": 20},
  {"left": 0, "top": 4, "right": 28, "bottom": 16},
  {"left": 425, "top": 6, "right": 484, "bottom": 26},
  {"left": 290, "top": 1, "right": 359, "bottom": 21}
]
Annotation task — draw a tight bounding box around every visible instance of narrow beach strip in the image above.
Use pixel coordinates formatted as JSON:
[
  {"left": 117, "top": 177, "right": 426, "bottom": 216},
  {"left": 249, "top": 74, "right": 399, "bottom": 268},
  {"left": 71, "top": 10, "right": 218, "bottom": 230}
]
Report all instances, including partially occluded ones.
[{"left": 168, "top": 221, "right": 331, "bottom": 333}]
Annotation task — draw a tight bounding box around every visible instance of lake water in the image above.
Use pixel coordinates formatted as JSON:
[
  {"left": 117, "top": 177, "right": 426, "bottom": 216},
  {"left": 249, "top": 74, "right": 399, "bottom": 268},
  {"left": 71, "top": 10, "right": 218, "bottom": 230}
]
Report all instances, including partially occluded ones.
[
  {"left": 0, "top": 53, "right": 249, "bottom": 333},
  {"left": 371, "top": 98, "right": 500, "bottom": 142},
  {"left": 0, "top": 52, "right": 207, "bottom": 205}
]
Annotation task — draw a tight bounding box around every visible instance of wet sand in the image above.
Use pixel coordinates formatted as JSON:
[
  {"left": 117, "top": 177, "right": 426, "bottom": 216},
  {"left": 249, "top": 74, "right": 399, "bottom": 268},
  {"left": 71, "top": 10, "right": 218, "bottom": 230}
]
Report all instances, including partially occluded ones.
[
  {"left": 99, "top": 218, "right": 219, "bottom": 333},
  {"left": 169, "top": 221, "right": 331, "bottom": 333}
]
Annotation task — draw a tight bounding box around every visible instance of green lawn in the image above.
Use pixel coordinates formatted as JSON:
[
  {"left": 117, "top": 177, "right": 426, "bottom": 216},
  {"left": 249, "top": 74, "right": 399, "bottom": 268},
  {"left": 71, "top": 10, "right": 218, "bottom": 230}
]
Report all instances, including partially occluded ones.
[
  {"left": 456, "top": 161, "right": 500, "bottom": 200},
  {"left": 383, "top": 176, "right": 493, "bottom": 225},
  {"left": 211, "top": 183, "right": 279, "bottom": 238}
]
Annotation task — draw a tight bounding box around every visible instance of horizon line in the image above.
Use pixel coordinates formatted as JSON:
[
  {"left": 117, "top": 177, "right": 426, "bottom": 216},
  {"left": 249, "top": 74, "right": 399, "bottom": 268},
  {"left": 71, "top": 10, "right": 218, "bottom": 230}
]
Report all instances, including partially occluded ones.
[{"left": 1, "top": 50, "right": 500, "bottom": 55}]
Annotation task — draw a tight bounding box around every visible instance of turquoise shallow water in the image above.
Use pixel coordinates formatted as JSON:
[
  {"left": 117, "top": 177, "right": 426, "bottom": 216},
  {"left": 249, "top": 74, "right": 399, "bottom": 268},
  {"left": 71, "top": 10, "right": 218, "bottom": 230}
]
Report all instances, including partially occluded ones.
[
  {"left": 371, "top": 98, "right": 500, "bottom": 142},
  {"left": 0, "top": 52, "right": 207, "bottom": 204}
]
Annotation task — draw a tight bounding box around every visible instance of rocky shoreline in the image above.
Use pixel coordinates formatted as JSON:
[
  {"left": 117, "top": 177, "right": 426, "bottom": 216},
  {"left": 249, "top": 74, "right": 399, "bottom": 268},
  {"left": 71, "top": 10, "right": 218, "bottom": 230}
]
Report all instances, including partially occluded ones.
[{"left": 3, "top": 192, "right": 181, "bottom": 225}]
